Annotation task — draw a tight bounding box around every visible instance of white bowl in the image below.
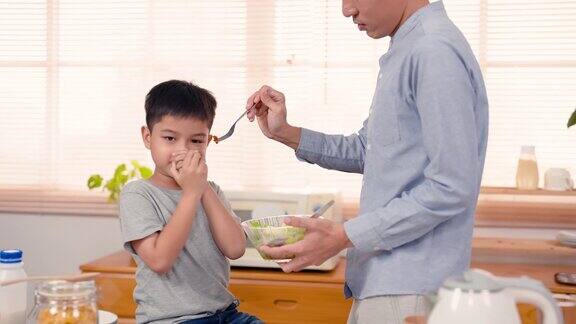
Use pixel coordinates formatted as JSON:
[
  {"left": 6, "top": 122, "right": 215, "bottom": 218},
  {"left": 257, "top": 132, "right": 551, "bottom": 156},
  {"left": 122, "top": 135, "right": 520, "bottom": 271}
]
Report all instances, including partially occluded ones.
[
  {"left": 241, "top": 215, "right": 306, "bottom": 260},
  {"left": 98, "top": 310, "right": 118, "bottom": 324}
]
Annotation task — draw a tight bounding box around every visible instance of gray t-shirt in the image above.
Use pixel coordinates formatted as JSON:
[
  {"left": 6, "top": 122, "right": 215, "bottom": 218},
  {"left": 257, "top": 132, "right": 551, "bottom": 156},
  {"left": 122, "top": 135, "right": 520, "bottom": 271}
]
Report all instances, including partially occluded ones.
[{"left": 118, "top": 180, "right": 239, "bottom": 324}]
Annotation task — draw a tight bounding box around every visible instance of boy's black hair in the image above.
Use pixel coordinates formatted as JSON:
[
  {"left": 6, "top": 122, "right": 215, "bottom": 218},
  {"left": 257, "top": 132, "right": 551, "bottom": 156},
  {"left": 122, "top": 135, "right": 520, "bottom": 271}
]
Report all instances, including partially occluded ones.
[{"left": 145, "top": 80, "right": 216, "bottom": 131}]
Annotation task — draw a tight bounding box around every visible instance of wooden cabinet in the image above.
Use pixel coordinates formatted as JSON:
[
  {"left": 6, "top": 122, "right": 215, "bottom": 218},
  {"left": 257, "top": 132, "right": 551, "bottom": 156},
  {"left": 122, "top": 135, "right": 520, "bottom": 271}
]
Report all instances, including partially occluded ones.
[
  {"left": 229, "top": 262, "right": 352, "bottom": 323},
  {"left": 229, "top": 281, "right": 351, "bottom": 323}
]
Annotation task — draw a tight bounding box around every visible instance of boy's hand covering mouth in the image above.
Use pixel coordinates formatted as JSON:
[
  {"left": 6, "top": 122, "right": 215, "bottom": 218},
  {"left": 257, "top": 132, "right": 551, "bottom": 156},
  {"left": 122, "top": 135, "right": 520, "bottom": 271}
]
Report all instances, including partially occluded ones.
[
  {"left": 169, "top": 150, "right": 208, "bottom": 196},
  {"left": 171, "top": 150, "right": 199, "bottom": 172}
]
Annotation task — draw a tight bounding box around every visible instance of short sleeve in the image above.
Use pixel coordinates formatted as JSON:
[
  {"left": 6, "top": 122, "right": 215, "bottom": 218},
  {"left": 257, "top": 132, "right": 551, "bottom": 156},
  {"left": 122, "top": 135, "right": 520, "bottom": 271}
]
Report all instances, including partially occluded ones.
[{"left": 118, "top": 190, "right": 164, "bottom": 253}]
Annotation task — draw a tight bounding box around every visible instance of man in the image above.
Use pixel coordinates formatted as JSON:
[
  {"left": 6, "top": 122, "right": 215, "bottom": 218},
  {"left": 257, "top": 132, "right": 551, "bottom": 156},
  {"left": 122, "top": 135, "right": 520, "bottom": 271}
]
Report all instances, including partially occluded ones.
[{"left": 246, "top": 0, "right": 488, "bottom": 323}]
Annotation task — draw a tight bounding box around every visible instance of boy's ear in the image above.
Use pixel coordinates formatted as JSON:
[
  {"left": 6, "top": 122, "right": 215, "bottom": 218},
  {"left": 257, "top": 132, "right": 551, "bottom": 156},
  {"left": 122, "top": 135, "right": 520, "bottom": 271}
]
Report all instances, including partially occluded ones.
[{"left": 141, "top": 126, "right": 151, "bottom": 149}]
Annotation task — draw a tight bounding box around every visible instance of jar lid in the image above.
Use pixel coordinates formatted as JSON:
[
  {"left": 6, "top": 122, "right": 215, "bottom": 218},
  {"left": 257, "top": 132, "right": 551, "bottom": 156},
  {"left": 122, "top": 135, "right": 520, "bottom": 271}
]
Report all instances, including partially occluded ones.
[
  {"left": 36, "top": 280, "right": 97, "bottom": 300},
  {"left": 0, "top": 249, "right": 23, "bottom": 263}
]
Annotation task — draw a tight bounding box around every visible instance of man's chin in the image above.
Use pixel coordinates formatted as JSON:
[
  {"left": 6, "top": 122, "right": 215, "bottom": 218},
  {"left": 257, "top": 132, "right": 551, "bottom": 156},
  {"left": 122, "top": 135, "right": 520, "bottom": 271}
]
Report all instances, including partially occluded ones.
[{"left": 366, "top": 29, "right": 387, "bottom": 39}]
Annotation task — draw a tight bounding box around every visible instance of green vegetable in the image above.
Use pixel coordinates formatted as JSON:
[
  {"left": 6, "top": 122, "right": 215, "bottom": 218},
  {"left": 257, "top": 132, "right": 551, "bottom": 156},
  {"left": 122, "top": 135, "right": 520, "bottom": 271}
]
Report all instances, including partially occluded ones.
[
  {"left": 284, "top": 228, "right": 305, "bottom": 244},
  {"left": 249, "top": 220, "right": 265, "bottom": 228}
]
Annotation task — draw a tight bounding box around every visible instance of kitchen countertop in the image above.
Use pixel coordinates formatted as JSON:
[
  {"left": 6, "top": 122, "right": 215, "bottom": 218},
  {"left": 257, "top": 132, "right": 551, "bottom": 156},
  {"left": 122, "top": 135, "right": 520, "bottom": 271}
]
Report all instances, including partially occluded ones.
[
  {"left": 472, "top": 237, "right": 576, "bottom": 266},
  {"left": 81, "top": 237, "right": 576, "bottom": 294}
]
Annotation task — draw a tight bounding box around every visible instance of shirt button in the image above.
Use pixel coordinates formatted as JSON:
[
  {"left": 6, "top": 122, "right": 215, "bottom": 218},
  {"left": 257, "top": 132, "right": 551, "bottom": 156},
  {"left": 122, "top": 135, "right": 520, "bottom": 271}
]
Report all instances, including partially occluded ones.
[
  {"left": 367, "top": 144, "right": 372, "bottom": 150},
  {"left": 378, "top": 73, "right": 383, "bottom": 80}
]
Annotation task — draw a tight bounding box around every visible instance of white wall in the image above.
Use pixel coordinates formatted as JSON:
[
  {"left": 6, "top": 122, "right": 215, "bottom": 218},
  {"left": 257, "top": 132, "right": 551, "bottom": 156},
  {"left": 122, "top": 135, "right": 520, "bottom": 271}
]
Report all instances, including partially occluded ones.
[
  {"left": 0, "top": 212, "right": 123, "bottom": 312},
  {"left": 0, "top": 213, "right": 122, "bottom": 276}
]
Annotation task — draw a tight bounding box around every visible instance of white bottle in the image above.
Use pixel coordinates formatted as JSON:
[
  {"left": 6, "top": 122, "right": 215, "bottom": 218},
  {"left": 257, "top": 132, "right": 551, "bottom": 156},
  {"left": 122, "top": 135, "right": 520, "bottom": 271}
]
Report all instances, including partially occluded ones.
[
  {"left": 0, "top": 249, "right": 28, "bottom": 324},
  {"left": 516, "top": 145, "right": 539, "bottom": 190}
]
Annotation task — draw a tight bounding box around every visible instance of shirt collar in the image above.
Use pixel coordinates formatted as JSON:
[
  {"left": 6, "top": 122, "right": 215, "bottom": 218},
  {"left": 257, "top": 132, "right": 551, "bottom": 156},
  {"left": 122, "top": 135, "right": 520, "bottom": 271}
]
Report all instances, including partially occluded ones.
[{"left": 390, "top": 1, "right": 445, "bottom": 47}]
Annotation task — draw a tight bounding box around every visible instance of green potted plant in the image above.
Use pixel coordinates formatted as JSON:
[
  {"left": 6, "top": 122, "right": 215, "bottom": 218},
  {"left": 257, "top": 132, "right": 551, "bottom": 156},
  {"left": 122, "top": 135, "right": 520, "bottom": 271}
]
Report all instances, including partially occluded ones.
[{"left": 87, "top": 160, "right": 152, "bottom": 203}]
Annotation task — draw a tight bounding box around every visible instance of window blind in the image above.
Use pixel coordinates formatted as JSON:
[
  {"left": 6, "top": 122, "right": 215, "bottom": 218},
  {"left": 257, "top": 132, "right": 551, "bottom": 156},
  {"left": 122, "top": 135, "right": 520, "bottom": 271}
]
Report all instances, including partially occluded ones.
[{"left": 1, "top": 0, "right": 575, "bottom": 202}]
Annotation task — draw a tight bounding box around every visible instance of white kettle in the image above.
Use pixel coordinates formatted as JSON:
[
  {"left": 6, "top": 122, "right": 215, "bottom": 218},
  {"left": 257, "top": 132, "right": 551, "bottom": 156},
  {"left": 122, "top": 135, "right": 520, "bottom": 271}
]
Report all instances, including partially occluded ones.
[{"left": 428, "top": 269, "right": 563, "bottom": 324}]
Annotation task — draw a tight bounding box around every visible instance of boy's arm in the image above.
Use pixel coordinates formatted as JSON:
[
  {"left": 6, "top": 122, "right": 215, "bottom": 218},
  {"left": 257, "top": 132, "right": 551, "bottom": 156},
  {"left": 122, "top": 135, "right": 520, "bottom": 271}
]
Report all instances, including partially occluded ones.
[
  {"left": 202, "top": 185, "right": 246, "bottom": 259},
  {"left": 131, "top": 191, "right": 202, "bottom": 274},
  {"left": 129, "top": 150, "right": 207, "bottom": 274}
]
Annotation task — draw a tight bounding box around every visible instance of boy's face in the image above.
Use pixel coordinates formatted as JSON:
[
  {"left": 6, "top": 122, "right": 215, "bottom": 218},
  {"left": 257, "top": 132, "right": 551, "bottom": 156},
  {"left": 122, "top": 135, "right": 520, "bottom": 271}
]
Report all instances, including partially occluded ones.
[{"left": 142, "top": 115, "right": 210, "bottom": 182}]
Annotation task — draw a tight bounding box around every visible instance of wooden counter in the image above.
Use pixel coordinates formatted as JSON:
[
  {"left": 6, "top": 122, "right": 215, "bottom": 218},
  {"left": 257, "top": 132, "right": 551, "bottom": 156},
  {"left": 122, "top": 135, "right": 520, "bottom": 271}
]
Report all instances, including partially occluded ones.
[
  {"left": 473, "top": 237, "right": 576, "bottom": 266},
  {"left": 83, "top": 252, "right": 351, "bottom": 324},
  {"left": 81, "top": 238, "right": 576, "bottom": 323}
]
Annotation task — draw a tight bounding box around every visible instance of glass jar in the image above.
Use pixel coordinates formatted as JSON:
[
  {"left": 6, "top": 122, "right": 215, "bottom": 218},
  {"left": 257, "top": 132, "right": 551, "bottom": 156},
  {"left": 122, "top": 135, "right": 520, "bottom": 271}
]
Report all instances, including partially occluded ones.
[
  {"left": 28, "top": 280, "right": 98, "bottom": 324},
  {"left": 515, "top": 145, "right": 539, "bottom": 190}
]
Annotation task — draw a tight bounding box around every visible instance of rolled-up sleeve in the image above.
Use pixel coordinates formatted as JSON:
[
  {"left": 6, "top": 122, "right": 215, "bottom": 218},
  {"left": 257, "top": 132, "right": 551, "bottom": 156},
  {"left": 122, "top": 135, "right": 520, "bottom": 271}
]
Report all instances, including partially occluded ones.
[{"left": 345, "top": 38, "right": 481, "bottom": 253}]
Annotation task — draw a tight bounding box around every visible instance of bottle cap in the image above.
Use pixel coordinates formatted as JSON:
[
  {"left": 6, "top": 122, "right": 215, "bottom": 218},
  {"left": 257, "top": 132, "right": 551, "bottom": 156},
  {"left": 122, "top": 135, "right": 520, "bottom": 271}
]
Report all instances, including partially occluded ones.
[
  {"left": 521, "top": 145, "right": 535, "bottom": 155},
  {"left": 0, "top": 249, "right": 23, "bottom": 263}
]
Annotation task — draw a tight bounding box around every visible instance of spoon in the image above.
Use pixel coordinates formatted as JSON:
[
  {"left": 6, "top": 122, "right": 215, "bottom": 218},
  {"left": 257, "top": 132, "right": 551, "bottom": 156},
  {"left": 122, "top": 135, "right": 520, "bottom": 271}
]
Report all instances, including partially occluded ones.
[
  {"left": 212, "top": 104, "right": 255, "bottom": 144},
  {"left": 266, "top": 200, "right": 335, "bottom": 247},
  {"left": 310, "top": 199, "right": 335, "bottom": 219}
]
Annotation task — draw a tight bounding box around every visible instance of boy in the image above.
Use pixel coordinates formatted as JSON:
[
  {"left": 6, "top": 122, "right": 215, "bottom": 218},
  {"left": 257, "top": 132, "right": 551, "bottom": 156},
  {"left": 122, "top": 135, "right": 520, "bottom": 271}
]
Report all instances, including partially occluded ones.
[{"left": 119, "top": 80, "right": 262, "bottom": 324}]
